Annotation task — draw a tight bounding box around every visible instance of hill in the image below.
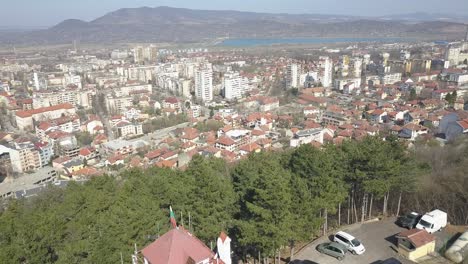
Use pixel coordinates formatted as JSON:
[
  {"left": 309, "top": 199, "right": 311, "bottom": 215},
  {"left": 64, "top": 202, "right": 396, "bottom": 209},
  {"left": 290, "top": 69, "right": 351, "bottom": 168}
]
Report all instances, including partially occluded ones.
[{"left": 0, "top": 6, "right": 466, "bottom": 45}]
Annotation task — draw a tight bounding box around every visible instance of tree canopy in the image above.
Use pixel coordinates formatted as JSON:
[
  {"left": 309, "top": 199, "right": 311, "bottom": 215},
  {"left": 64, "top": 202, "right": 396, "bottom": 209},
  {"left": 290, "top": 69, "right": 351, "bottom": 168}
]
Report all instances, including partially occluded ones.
[{"left": 0, "top": 136, "right": 440, "bottom": 263}]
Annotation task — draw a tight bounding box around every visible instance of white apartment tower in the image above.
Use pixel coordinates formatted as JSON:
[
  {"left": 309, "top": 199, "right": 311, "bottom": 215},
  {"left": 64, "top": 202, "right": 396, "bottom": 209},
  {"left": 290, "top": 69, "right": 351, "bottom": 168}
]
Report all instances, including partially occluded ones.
[
  {"left": 445, "top": 46, "right": 461, "bottom": 66},
  {"left": 320, "top": 57, "right": 333, "bottom": 88},
  {"left": 286, "top": 63, "right": 299, "bottom": 88},
  {"left": 224, "top": 72, "right": 247, "bottom": 101},
  {"left": 195, "top": 64, "right": 213, "bottom": 102},
  {"left": 353, "top": 58, "right": 363, "bottom": 78}
]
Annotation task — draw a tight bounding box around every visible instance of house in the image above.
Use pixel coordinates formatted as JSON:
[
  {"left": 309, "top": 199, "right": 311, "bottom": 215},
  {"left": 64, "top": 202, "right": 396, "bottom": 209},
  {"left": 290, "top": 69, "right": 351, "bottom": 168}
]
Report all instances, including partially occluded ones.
[
  {"left": 368, "top": 109, "right": 388, "bottom": 124},
  {"left": 71, "top": 167, "right": 102, "bottom": 179},
  {"left": 82, "top": 118, "right": 104, "bottom": 135},
  {"left": 78, "top": 147, "right": 98, "bottom": 162},
  {"left": 140, "top": 227, "right": 223, "bottom": 264},
  {"left": 162, "top": 97, "right": 182, "bottom": 112},
  {"left": 216, "top": 136, "right": 236, "bottom": 152},
  {"left": 105, "top": 154, "right": 125, "bottom": 167},
  {"left": 290, "top": 128, "right": 325, "bottom": 147},
  {"left": 399, "top": 123, "right": 428, "bottom": 141},
  {"left": 438, "top": 112, "right": 468, "bottom": 140},
  {"left": 396, "top": 229, "right": 435, "bottom": 261},
  {"left": 259, "top": 97, "right": 279, "bottom": 112},
  {"left": 321, "top": 111, "right": 350, "bottom": 126},
  {"left": 115, "top": 121, "right": 143, "bottom": 138},
  {"left": 303, "top": 106, "right": 320, "bottom": 116},
  {"left": 239, "top": 143, "right": 261, "bottom": 156},
  {"left": 61, "top": 158, "right": 85, "bottom": 177}
]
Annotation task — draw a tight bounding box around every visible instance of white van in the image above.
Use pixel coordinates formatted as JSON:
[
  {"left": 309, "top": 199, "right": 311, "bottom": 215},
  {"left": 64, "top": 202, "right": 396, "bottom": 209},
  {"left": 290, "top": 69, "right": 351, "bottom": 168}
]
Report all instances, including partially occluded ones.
[
  {"left": 415, "top": 209, "right": 447, "bottom": 234},
  {"left": 333, "top": 231, "right": 366, "bottom": 255}
]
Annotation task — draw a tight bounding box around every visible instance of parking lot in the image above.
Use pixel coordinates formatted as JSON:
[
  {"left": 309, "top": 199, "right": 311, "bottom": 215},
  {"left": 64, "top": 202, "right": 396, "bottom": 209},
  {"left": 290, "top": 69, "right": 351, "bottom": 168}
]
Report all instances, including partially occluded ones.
[{"left": 291, "top": 217, "right": 415, "bottom": 264}]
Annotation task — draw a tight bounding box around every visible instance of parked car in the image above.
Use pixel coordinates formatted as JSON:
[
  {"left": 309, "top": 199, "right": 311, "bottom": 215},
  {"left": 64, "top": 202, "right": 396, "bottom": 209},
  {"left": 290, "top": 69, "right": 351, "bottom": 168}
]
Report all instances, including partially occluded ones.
[
  {"left": 316, "top": 242, "right": 347, "bottom": 261},
  {"left": 415, "top": 209, "right": 447, "bottom": 233},
  {"left": 396, "top": 212, "right": 422, "bottom": 229},
  {"left": 333, "top": 231, "right": 366, "bottom": 255}
]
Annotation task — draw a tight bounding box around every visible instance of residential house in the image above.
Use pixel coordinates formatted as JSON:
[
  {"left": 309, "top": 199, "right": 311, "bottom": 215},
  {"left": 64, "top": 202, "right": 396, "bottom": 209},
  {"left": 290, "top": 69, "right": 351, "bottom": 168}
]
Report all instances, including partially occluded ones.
[
  {"left": 399, "top": 123, "right": 428, "bottom": 141},
  {"left": 290, "top": 128, "right": 326, "bottom": 147}
]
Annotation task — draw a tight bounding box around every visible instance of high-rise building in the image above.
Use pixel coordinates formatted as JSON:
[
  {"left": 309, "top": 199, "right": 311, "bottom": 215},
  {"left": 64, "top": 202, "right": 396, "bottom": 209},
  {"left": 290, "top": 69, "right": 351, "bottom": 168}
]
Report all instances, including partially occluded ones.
[
  {"left": 445, "top": 46, "right": 461, "bottom": 66},
  {"left": 33, "top": 72, "right": 40, "bottom": 91},
  {"left": 224, "top": 72, "right": 247, "bottom": 101},
  {"left": 382, "top": 53, "right": 390, "bottom": 67},
  {"left": 320, "top": 57, "right": 333, "bottom": 88},
  {"left": 195, "top": 64, "right": 213, "bottom": 102},
  {"left": 353, "top": 58, "right": 363, "bottom": 78},
  {"left": 134, "top": 46, "right": 144, "bottom": 63},
  {"left": 286, "top": 63, "right": 299, "bottom": 88}
]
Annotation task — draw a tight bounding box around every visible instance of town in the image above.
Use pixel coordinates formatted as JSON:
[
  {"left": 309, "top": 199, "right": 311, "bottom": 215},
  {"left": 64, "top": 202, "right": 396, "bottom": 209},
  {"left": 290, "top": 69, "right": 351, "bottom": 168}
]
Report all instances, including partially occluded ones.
[
  {"left": 0, "top": 4, "right": 468, "bottom": 264},
  {"left": 1, "top": 39, "right": 468, "bottom": 193}
]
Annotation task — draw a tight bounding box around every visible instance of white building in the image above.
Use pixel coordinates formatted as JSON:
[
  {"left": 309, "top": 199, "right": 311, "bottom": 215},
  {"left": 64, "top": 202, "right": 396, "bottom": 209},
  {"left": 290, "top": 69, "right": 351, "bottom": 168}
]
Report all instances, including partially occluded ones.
[
  {"left": 15, "top": 103, "right": 76, "bottom": 131},
  {"left": 64, "top": 73, "right": 82, "bottom": 89},
  {"left": 115, "top": 121, "right": 143, "bottom": 138},
  {"left": 353, "top": 58, "right": 363, "bottom": 78},
  {"left": 381, "top": 73, "right": 402, "bottom": 85},
  {"left": 286, "top": 63, "right": 299, "bottom": 88},
  {"left": 290, "top": 128, "right": 326, "bottom": 147},
  {"left": 224, "top": 72, "right": 247, "bottom": 101},
  {"left": 320, "top": 57, "right": 333, "bottom": 88},
  {"left": 195, "top": 64, "right": 213, "bottom": 102},
  {"left": 445, "top": 46, "right": 461, "bottom": 66}
]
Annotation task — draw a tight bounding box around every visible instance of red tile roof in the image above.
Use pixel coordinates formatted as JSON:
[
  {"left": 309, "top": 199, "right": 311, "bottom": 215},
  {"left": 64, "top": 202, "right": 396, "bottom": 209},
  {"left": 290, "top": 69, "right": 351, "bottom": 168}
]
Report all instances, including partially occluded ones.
[
  {"left": 217, "top": 136, "right": 235, "bottom": 146},
  {"left": 397, "top": 229, "right": 435, "bottom": 248},
  {"left": 141, "top": 228, "right": 215, "bottom": 264},
  {"left": 15, "top": 103, "right": 74, "bottom": 118}
]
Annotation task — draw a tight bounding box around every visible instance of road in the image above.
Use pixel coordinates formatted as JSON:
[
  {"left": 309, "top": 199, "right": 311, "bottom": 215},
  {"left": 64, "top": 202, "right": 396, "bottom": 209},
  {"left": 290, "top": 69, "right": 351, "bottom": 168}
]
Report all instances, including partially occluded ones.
[{"left": 292, "top": 217, "right": 414, "bottom": 264}]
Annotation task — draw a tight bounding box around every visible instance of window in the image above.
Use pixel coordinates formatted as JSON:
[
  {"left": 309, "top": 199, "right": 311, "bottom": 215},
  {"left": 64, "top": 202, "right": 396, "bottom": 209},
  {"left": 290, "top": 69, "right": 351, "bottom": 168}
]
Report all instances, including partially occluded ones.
[{"left": 336, "top": 235, "right": 348, "bottom": 244}]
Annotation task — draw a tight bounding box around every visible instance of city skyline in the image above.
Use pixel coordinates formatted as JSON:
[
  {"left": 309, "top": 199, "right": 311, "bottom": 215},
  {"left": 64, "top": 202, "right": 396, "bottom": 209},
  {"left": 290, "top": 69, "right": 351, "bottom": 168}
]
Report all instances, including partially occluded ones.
[{"left": 2, "top": 0, "right": 468, "bottom": 28}]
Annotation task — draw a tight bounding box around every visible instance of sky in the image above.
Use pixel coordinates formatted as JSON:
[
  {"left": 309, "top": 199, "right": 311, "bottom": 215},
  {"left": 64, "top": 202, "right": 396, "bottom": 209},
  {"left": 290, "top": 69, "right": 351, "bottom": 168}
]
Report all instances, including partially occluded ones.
[{"left": 2, "top": 0, "right": 467, "bottom": 28}]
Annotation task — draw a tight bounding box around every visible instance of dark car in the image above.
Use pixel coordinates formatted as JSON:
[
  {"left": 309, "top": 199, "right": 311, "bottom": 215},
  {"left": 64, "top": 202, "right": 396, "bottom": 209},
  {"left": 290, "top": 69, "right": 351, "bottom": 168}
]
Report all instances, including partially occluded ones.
[
  {"left": 316, "top": 242, "right": 347, "bottom": 261},
  {"left": 396, "top": 212, "right": 422, "bottom": 229}
]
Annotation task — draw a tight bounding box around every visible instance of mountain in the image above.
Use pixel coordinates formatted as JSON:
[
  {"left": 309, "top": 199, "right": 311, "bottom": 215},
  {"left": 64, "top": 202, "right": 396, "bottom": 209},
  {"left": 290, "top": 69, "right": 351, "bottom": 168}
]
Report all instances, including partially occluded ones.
[
  {"left": 377, "top": 12, "right": 468, "bottom": 23},
  {"left": 0, "top": 6, "right": 466, "bottom": 45}
]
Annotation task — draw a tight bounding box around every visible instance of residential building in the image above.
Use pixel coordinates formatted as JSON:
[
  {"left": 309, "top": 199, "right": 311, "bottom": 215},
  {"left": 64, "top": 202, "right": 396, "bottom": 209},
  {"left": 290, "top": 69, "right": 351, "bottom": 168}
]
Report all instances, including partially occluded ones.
[
  {"left": 115, "top": 121, "right": 143, "bottom": 138},
  {"left": 195, "top": 64, "right": 213, "bottom": 102},
  {"left": 321, "top": 112, "right": 350, "bottom": 126},
  {"left": 286, "top": 63, "right": 299, "bottom": 88},
  {"left": 224, "top": 72, "right": 247, "bottom": 100},
  {"left": 290, "top": 128, "right": 326, "bottom": 147},
  {"left": 320, "top": 56, "right": 333, "bottom": 88},
  {"left": 15, "top": 103, "right": 76, "bottom": 131}
]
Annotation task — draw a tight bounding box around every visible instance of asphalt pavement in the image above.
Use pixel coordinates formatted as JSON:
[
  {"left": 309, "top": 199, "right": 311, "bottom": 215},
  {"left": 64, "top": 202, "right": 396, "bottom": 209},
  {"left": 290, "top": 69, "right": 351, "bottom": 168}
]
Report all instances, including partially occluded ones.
[{"left": 292, "top": 217, "right": 414, "bottom": 264}]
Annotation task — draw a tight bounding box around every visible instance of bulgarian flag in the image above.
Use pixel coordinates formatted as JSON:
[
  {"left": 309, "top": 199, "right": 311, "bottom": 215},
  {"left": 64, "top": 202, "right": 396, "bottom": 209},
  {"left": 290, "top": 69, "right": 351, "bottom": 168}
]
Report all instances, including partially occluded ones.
[{"left": 170, "top": 206, "right": 177, "bottom": 228}]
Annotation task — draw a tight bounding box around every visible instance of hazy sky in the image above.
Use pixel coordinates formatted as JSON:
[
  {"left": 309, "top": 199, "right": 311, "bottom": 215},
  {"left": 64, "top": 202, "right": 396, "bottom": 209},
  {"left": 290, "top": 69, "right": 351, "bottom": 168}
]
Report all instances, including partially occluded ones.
[{"left": 2, "top": 0, "right": 467, "bottom": 28}]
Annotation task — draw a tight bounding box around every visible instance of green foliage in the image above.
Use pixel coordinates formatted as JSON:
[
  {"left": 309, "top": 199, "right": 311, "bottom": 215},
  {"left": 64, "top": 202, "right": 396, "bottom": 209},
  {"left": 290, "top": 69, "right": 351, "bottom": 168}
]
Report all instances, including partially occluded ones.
[
  {"left": 195, "top": 120, "right": 224, "bottom": 133},
  {"left": 75, "top": 131, "right": 93, "bottom": 146},
  {"left": 232, "top": 152, "right": 294, "bottom": 257},
  {"left": 0, "top": 135, "right": 425, "bottom": 262},
  {"left": 445, "top": 91, "right": 457, "bottom": 106},
  {"left": 409, "top": 88, "right": 417, "bottom": 101},
  {"left": 143, "top": 114, "right": 187, "bottom": 133}
]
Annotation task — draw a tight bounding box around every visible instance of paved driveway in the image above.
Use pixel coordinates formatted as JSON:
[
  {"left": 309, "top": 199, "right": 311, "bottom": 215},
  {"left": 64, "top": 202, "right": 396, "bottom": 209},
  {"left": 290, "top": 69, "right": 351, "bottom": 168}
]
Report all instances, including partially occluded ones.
[{"left": 292, "top": 217, "right": 414, "bottom": 264}]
